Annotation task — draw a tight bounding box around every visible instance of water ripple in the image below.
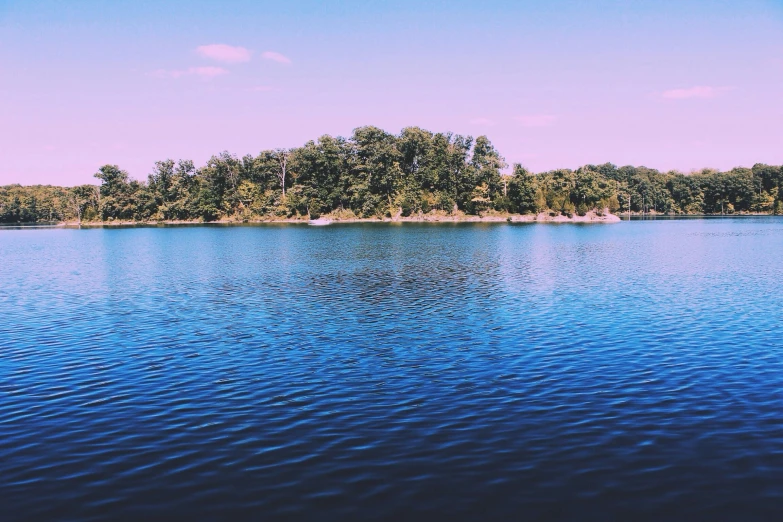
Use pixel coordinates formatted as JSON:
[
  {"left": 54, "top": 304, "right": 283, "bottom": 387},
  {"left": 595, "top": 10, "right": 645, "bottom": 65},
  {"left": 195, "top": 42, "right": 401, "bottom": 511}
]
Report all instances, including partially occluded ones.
[{"left": 2, "top": 220, "right": 783, "bottom": 520}]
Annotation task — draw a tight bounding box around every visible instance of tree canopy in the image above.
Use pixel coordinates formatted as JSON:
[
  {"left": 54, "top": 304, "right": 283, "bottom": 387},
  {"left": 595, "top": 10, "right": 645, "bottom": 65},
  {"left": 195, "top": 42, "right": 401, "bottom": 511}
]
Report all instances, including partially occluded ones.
[{"left": 2, "top": 126, "right": 782, "bottom": 223}]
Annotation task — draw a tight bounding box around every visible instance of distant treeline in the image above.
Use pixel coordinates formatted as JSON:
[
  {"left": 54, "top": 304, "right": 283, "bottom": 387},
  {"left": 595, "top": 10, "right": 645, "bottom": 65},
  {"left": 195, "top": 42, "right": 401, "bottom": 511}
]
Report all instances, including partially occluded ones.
[{"left": 2, "top": 126, "right": 782, "bottom": 223}]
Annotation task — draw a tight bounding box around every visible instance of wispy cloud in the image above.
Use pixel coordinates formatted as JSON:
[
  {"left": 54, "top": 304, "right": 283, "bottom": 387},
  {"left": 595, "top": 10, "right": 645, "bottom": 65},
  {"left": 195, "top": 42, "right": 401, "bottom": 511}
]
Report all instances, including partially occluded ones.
[
  {"left": 189, "top": 66, "right": 229, "bottom": 78},
  {"left": 470, "top": 117, "right": 495, "bottom": 126},
  {"left": 247, "top": 85, "right": 277, "bottom": 92},
  {"left": 262, "top": 51, "right": 291, "bottom": 64},
  {"left": 515, "top": 115, "right": 557, "bottom": 128},
  {"left": 661, "top": 85, "right": 733, "bottom": 99},
  {"left": 149, "top": 66, "right": 229, "bottom": 79},
  {"left": 196, "top": 44, "right": 252, "bottom": 63}
]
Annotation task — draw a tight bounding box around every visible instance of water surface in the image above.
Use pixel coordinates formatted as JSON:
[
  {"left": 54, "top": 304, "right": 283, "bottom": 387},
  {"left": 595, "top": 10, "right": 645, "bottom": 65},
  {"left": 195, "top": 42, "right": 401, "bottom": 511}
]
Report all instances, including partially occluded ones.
[{"left": 2, "top": 219, "right": 783, "bottom": 520}]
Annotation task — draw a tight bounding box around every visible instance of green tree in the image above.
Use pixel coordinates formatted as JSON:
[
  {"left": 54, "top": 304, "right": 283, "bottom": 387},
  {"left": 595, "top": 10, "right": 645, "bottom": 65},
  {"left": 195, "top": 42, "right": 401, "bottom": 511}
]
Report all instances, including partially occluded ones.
[{"left": 507, "top": 164, "right": 539, "bottom": 213}]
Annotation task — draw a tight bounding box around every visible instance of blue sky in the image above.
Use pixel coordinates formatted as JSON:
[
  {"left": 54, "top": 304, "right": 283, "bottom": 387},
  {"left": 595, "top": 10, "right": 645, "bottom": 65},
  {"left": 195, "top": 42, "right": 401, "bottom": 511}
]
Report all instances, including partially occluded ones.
[{"left": 1, "top": 0, "right": 782, "bottom": 185}]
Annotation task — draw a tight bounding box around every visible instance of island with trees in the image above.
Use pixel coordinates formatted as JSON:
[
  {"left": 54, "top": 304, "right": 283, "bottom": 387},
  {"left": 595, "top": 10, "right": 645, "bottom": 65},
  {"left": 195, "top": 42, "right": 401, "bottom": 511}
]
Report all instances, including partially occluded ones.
[{"left": 2, "top": 126, "right": 782, "bottom": 224}]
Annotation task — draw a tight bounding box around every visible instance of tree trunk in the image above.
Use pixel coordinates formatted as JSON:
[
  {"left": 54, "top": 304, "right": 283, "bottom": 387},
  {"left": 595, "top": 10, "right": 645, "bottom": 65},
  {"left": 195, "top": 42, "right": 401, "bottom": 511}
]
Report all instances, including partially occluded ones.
[{"left": 276, "top": 149, "right": 288, "bottom": 197}]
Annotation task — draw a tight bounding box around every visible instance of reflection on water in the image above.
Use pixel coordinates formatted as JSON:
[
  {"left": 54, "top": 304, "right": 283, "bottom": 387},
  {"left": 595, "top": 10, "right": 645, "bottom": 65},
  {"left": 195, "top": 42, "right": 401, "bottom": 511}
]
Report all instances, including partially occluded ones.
[{"left": 2, "top": 219, "right": 783, "bottom": 520}]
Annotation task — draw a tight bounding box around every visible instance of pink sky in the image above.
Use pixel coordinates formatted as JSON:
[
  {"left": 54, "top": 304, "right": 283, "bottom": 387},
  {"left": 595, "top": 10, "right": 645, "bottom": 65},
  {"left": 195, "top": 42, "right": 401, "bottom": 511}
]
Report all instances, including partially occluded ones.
[{"left": 1, "top": 0, "right": 782, "bottom": 185}]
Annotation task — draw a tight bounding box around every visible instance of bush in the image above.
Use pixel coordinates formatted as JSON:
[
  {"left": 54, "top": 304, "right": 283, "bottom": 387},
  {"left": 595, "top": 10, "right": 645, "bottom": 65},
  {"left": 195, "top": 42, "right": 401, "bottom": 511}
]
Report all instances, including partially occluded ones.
[
  {"left": 493, "top": 195, "right": 514, "bottom": 213},
  {"left": 360, "top": 196, "right": 382, "bottom": 217},
  {"left": 607, "top": 195, "right": 620, "bottom": 213},
  {"left": 437, "top": 193, "right": 455, "bottom": 214}
]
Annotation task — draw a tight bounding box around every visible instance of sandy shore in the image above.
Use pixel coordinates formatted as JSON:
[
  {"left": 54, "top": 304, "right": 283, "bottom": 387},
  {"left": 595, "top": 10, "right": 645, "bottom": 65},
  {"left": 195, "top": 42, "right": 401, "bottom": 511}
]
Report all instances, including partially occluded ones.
[
  {"left": 58, "top": 210, "right": 622, "bottom": 227},
  {"left": 325, "top": 211, "right": 621, "bottom": 223}
]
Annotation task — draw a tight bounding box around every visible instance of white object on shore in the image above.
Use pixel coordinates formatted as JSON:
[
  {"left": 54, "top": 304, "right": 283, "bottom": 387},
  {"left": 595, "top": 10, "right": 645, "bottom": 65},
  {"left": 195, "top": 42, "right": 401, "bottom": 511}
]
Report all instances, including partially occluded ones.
[{"left": 308, "top": 218, "right": 333, "bottom": 226}]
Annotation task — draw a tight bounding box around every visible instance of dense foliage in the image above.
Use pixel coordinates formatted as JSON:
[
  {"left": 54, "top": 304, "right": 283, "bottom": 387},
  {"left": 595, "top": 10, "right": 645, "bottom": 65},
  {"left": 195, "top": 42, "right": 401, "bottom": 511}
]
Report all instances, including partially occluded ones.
[{"left": 2, "top": 126, "right": 782, "bottom": 223}]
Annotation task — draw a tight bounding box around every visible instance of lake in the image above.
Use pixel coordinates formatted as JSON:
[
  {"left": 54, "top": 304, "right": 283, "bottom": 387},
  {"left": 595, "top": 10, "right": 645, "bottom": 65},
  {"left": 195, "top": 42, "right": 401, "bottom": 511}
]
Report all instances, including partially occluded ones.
[{"left": 2, "top": 219, "right": 783, "bottom": 520}]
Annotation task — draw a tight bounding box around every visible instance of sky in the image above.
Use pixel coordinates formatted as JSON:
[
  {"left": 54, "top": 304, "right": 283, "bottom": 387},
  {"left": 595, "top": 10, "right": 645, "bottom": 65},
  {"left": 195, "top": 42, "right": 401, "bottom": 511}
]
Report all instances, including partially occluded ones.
[{"left": 1, "top": 0, "right": 782, "bottom": 186}]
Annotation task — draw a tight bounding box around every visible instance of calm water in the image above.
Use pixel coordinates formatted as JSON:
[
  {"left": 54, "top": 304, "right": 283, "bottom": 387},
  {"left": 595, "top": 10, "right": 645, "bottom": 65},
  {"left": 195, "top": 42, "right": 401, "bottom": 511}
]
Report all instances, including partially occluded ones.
[{"left": 2, "top": 219, "right": 783, "bottom": 520}]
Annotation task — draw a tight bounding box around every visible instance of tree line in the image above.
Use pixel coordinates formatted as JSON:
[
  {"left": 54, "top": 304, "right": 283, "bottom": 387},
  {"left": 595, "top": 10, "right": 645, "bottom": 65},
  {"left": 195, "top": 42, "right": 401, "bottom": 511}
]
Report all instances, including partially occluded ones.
[{"left": 2, "top": 126, "right": 782, "bottom": 223}]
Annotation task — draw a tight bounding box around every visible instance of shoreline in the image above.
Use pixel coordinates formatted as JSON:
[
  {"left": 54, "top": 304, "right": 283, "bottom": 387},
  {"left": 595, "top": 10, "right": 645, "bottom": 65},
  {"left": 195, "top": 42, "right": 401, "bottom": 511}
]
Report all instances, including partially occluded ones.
[
  {"left": 3, "top": 212, "right": 779, "bottom": 228},
  {"left": 52, "top": 211, "right": 623, "bottom": 227}
]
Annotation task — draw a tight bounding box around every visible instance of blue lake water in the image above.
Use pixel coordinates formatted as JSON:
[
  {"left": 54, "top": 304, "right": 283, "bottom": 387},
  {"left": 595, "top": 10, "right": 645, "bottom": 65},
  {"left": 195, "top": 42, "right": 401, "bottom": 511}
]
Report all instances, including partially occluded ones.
[{"left": 2, "top": 219, "right": 783, "bottom": 520}]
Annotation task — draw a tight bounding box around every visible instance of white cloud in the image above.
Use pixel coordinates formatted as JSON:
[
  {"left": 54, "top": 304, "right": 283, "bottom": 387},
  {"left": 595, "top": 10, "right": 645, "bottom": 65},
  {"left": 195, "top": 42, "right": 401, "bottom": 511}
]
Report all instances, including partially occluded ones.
[
  {"left": 189, "top": 66, "right": 229, "bottom": 78},
  {"left": 148, "top": 66, "right": 228, "bottom": 79},
  {"left": 661, "top": 86, "right": 733, "bottom": 99},
  {"left": 196, "top": 44, "right": 252, "bottom": 63},
  {"left": 262, "top": 51, "right": 292, "bottom": 64},
  {"left": 515, "top": 115, "right": 557, "bottom": 127}
]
